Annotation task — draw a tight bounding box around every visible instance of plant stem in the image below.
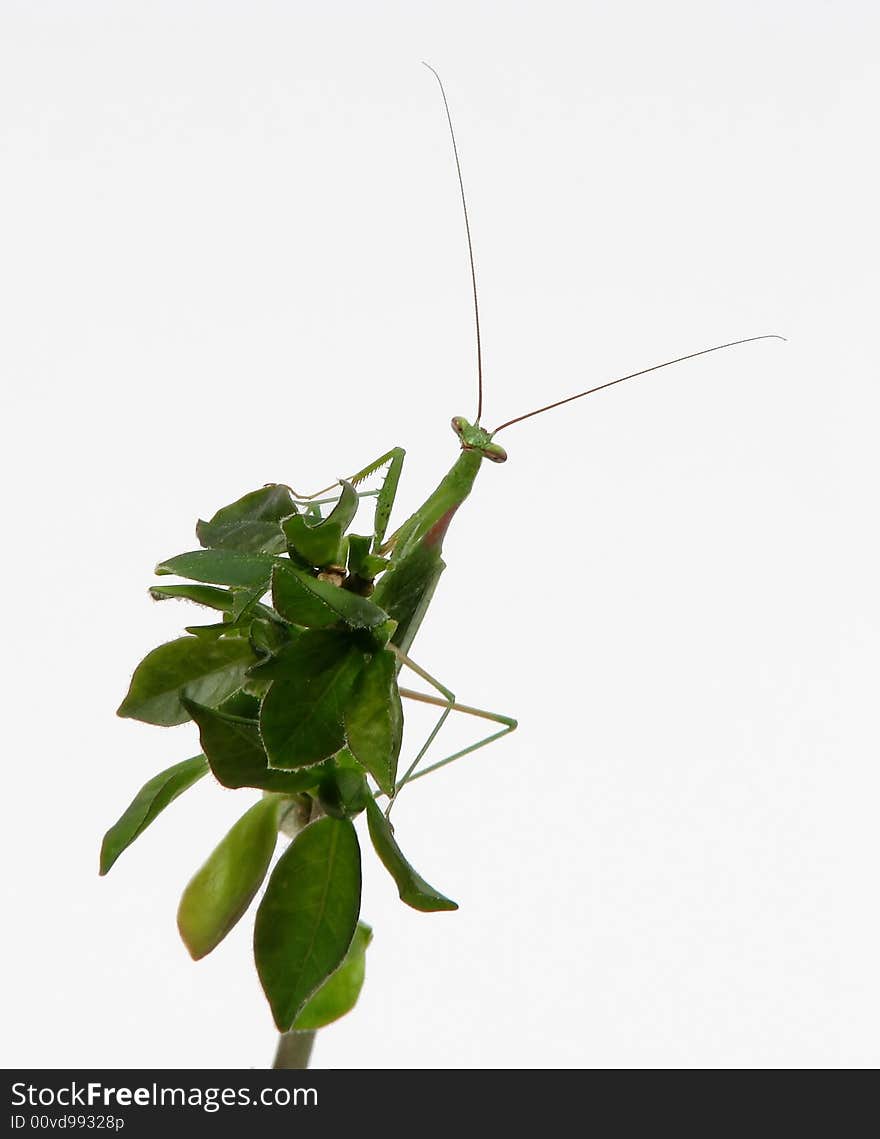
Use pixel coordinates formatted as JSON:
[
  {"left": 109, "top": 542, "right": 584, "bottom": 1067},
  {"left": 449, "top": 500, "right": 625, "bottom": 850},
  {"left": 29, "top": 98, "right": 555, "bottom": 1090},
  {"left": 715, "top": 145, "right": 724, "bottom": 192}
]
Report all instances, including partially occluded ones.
[{"left": 273, "top": 1029, "right": 316, "bottom": 1069}]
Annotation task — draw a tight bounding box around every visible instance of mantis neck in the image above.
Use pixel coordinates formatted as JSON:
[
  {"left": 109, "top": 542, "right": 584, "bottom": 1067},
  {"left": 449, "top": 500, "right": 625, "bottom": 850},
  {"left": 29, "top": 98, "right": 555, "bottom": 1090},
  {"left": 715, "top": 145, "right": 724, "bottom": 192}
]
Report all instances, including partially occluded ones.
[
  {"left": 372, "top": 449, "right": 483, "bottom": 656},
  {"left": 393, "top": 449, "right": 483, "bottom": 562}
]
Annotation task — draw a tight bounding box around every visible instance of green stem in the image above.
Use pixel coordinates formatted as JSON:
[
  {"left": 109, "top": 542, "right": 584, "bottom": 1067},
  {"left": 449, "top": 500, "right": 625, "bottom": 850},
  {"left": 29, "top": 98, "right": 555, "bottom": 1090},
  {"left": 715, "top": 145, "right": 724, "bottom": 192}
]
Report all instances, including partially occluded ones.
[{"left": 273, "top": 1029, "right": 316, "bottom": 1069}]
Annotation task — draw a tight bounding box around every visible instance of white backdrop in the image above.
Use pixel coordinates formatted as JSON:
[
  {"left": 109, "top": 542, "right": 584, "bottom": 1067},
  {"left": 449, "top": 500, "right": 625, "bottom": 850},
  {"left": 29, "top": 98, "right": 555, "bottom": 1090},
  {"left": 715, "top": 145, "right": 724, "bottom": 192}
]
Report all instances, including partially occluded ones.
[{"left": 1, "top": 1, "right": 873, "bottom": 1070}]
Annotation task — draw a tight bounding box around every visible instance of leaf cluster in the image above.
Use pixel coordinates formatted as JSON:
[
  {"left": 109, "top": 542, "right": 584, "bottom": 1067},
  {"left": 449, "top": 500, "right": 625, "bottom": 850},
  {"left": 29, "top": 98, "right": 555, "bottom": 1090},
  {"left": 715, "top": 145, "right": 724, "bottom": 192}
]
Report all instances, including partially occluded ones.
[{"left": 104, "top": 484, "right": 456, "bottom": 1031}]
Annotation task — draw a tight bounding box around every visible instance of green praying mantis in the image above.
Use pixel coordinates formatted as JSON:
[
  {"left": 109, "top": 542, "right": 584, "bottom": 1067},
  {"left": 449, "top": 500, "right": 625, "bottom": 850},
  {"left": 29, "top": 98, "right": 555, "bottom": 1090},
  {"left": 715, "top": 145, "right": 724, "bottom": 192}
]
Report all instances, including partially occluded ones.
[{"left": 101, "top": 65, "right": 782, "bottom": 1066}]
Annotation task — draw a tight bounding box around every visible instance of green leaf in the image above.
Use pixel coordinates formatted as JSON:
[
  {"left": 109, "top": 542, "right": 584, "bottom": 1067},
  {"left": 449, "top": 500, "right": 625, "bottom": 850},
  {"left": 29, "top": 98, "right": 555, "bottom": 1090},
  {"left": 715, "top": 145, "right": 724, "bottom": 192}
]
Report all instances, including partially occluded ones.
[
  {"left": 184, "top": 622, "right": 246, "bottom": 639},
  {"left": 184, "top": 698, "right": 323, "bottom": 794},
  {"left": 150, "top": 582, "right": 275, "bottom": 626},
  {"left": 249, "top": 616, "right": 293, "bottom": 658},
  {"left": 217, "top": 690, "right": 262, "bottom": 718},
  {"left": 271, "top": 564, "right": 337, "bottom": 629},
  {"left": 156, "top": 549, "right": 277, "bottom": 589},
  {"left": 177, "top": 797, "right": 280, "bottom": 960},
  {"left": 99, "top": 755, "right": 208, "bottom": 875},
  {"left": 365, "top": 797, "right": 458, "bottom": 913},
  {"left": 282, "top": 481, "right": 358, "bottom": 567},
  {"left": 255, "top": 815, "right": 362, "bottom": 1031},
  {"left": 271, "top": 563, "right": 389, "bottom": 631},
  {"left": 230, "top": 583, "right": 269, "bottom": 622},
  {"left": 149, "top": 584, "right": 233, "bottom": 611},
  {"left": 344, "top": 649, "right": 402, "bottom": 796},
  {"left": 293, "top": 922, "right": 372, "bottom": 1030},
  {"left": 317, "top": 750, "right": 371, "bottom": 819},
  {"left": 260, "top": 630, "right": 365, "bottom": 769},
  {"left": 347, "top": 533, "right": 388, "bottom": 581},
  {"left": 196, "top": 484, "right": 297, "bottom": 554},
  {"left": 242, "top": 671, "right": 272, "bottom": 700},
  {"left": 117, "top": 635, "right": 257, "bottom": 726}
]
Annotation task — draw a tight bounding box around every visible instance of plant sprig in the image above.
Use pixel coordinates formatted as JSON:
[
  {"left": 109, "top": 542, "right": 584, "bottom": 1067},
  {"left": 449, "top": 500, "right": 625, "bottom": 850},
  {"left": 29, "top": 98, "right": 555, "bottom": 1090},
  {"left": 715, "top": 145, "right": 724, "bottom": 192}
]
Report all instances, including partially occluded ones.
[{"left": 104, "top": 483, "right": 457, "bottom": 1034}]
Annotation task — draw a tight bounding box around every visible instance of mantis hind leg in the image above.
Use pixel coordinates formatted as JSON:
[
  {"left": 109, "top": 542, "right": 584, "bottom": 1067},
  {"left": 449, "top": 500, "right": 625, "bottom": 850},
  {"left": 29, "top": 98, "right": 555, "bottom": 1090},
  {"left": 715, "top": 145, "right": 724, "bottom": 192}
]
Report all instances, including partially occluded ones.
[{"left": 389, "top": 646, "right": 517, "bottom": 810}]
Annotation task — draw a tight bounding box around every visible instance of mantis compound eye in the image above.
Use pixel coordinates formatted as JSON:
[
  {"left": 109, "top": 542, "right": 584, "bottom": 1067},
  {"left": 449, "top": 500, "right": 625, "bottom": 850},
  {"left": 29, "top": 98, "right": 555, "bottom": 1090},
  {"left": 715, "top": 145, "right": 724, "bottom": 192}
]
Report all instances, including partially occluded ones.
[{"left": 482, "top": 442, "right": 507, "bottom": 463}]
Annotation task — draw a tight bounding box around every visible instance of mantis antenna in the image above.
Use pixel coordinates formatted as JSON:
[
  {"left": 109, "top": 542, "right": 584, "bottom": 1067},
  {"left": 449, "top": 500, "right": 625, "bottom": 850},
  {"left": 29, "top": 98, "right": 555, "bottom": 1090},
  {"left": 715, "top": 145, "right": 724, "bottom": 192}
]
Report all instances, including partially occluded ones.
[
  {"left": 492, "top": 335, "right": 787, "bottom": 433},
  {"left": 423, "top": 62, "right": 485, "bottom": 424},
  {"left": 422, "top": 68, "right": 785, "bottom": 435}
]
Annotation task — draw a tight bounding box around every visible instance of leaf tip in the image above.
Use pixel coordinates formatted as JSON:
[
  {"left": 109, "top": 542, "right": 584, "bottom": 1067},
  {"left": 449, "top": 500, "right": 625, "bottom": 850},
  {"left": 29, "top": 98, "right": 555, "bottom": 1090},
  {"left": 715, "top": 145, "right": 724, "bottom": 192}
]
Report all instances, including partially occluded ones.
[
  {"left": 177, "top": 924, "right": 209, "bottom": 962},
  {"left": 404, "top": 891, "right": 458, "bottom": 912},
  {"left": 98, "top": 839, "right": 115, "bottom": 877}
]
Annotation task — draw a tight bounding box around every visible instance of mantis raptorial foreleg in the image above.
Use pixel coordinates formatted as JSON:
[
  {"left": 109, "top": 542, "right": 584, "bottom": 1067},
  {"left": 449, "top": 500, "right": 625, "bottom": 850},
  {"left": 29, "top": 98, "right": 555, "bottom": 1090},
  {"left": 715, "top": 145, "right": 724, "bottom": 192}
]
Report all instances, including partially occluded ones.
[
  {"left": 390, "top": 646, "right": 517, "bottom": 806},
  {"left": 288, "top": 447, "right": 405, "bottom": 552},
  {"left": 356, "top": 447, "right": 404, "bottom": 551}
]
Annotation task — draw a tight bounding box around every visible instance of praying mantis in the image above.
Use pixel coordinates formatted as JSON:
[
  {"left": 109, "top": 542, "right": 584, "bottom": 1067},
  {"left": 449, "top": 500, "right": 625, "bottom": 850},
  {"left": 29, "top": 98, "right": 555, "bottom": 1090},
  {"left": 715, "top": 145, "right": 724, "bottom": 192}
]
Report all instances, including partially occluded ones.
[{"left": 102, "top": 65, "right": 782, "bottom": 1067}]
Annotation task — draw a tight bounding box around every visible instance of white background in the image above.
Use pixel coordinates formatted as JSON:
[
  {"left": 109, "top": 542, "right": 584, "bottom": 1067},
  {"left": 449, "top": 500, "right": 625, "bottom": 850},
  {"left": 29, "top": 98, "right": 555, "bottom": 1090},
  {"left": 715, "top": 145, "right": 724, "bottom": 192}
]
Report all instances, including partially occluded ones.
[{"left": 1, "top": 1, "right": 874, "bottom": 1070}]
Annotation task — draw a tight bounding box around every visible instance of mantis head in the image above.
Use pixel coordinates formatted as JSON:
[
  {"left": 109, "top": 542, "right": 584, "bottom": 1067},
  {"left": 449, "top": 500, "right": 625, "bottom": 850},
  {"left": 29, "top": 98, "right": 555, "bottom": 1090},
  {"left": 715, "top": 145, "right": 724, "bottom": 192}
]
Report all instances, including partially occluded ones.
[{"left": 451, "top": 417, "right": 507, "bottom": 463}]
